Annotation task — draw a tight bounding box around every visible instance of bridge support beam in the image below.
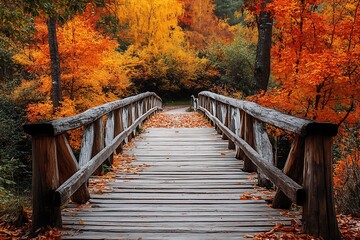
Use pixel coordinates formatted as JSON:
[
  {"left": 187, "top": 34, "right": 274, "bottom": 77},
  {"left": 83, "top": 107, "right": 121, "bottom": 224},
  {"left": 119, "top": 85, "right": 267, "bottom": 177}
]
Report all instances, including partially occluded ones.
[
  {"left": 32, "top": 135, "right": 62, "bottom": 230},
  {"left": 303, "top": 134, "right": 341, "bottom": 239}
]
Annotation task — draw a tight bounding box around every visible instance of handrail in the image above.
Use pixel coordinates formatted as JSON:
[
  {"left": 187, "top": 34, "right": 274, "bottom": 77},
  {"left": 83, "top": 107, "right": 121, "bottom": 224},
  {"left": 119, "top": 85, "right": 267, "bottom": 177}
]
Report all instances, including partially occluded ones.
[
  {"left": 25, "top": 92, "right": 162, "bottom": 230},
  {"left": 196, "top": 91, "right": 340, "bottom": 239},
  {"left": 24, "top": 92, "right": 162, "bottom": 136},
  {"left": 199, "top": 91, "right": 337, "bottom": 136}
]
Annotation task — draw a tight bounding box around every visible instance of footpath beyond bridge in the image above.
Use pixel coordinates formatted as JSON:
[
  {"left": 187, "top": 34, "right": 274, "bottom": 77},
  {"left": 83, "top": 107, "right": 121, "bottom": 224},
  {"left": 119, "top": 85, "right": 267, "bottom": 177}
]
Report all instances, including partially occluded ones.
[{"left": 24, "top": 92, "right": 341, "bottom": 239}]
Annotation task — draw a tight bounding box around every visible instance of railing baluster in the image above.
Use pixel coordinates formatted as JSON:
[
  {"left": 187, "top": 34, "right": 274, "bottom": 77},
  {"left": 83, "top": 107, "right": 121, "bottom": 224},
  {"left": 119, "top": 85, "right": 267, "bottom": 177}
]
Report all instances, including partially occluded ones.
[
  {"left": 253, "top": 120, "right": 273, "bottom": 187},
  {"left": 105, "top": 111, "right": 115, "bottom": 164},
  {"left": 132, "top": 103, "right": 136, "bottom": 136},
  {"left": 128, "top": 104, "right": 134, "bottom": 141},
  {"left": 92, "top": 118, "right": 105, "bottom": 174},
  {"left": 221, "top": 103, "right": 228, "bottom": 140},
  {"left": 227, "top": 106, "right": 235, "bottom": 150},
  {"left": 215, "top": 101, "right": 222, "bottom": 134},
  {"left": 137, "top": 101, "right": 142, "bottom": 128},
  {"left": 234, "top": 108, "right": 241, "bottom": 158},
  {"left": 114, "top": 109, "right": 123, "bottom": 153},
  {"left": 79, "top": 124, "right": 95, "bottom": 167},
  {"left": 240, "top": 113, "right": 257, "bottom": 172},
  {"left": 122, "top": 107, "right": 129, "bottom": 143}
]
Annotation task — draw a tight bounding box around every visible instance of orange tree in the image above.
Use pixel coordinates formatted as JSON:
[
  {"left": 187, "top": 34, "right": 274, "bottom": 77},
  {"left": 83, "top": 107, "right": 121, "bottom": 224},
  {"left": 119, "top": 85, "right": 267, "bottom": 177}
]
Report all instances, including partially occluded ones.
[
  {"left": 13, "top": 6, "right": 130, "bottom": 148},
  {"left": 251, "top": 0, "right": 360, "bottom": 213}
]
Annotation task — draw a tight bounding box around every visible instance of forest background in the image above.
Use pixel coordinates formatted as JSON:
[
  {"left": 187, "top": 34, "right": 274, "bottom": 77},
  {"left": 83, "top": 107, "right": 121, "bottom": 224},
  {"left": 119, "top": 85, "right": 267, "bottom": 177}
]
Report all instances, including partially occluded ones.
[{"left": 0, "top": 0, "right": 359, "bottom": 226}]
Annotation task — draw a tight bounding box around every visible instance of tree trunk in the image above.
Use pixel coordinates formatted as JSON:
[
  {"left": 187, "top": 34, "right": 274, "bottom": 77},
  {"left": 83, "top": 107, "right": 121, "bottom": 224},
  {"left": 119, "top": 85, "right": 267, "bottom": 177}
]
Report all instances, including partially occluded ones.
[
  {"left": 254, "top": 0, "right": 273, "bottom": 92},
  {"left": 47, "top": 17, "right": 62, "bottom": 108}
]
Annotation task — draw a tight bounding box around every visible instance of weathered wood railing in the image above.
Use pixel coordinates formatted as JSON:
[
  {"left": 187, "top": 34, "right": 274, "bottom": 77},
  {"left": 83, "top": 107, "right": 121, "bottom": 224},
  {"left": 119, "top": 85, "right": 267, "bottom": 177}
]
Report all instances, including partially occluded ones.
[
  {"left": 190, "top": 95, "right": 198, "bottom": 111},
  {"left": 194, "top": 91, "right": 340, "bottom": 239},
  {"left": 24, "top": 92, "right": 162, "bottom": 230}
]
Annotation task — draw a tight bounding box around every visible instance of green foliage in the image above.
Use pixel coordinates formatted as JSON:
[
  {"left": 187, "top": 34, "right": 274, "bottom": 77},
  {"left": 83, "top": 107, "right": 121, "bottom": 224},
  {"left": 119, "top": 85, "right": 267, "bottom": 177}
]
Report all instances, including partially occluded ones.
[
  {"left": 214, "top": 0, "right": 244, "bottom": 25},
  {"left": 0, "top": 96, "right": 31, "bottom": 192},
  {"left": 206, "top": 34, "right": 256, "bottom": 96},
  {"left": 334, "top": 124, "right": 360, "bottom": 214},
  {"left": 0, "top": 1, "right": 35, "bottom": 87},
  {"left": 0, "top": 187, "right": 30, "bottom": 225},
  {"left": 96, "top": 15, "right": 131, "bottom": 52},
  {"left": 23, "top": 0, "right": 90, "bottom": 24}
]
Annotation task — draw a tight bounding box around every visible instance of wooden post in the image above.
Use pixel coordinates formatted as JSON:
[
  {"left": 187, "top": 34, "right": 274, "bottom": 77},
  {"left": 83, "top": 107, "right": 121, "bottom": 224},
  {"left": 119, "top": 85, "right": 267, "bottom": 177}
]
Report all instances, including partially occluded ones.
[
  {"left": 92, "top": 118, "right": 106, "bottom": 174},
  {"left": 302, "top": 134, "right": 340, "bottom": 239},
  {"left": 132, "top": 103, "right": 137, "bottom": 136},
  {"left": 228, "top": 106, "right": 235, "bottom": 150},
  {"left": 137, "top": 101, "right": 142, "bottom": 128},
  {"left": 272, "top": 136, "right": 304, "bottom": 208},
  {"left": 56, "top": 134, "right": 90, "bottom": 203},
  {"left": 79, "top": 124, "right": 94, "bottom": 167},
  {"left": 128, "top": 104, "right": 134, "bottom": 141},
  {"left": 114, "top": 109, "right": 123, "bottom": 153},
  {"left": 253, "top": 121, "right": 273, "bottom": 188},
  {"left": 105, "top": 111, "right": 115, "bottom": 164},
  {"left": 215, "top": 101, "right": 222, "bottom": 134},
  {"left": 221, "top": 104, "right": 228, "bottom": 140},
  {"left": 235, "top": 110, "right": 244, "bottom": 159},
  {"left": 32, "top": 135, "right": 61, "bottom": 230},
  {"left": 240, "top": 113, "right": 257, "bottom": 172},
  {"left": 122, "top": 107, "right": 129, "bottom": 143}
]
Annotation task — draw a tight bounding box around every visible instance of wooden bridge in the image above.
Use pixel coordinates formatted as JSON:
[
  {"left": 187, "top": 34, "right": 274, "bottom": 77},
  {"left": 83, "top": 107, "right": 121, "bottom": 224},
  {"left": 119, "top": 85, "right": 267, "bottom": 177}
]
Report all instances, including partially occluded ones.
[{"left": 24, "top": 92, "right": 341, "bottom": 239}]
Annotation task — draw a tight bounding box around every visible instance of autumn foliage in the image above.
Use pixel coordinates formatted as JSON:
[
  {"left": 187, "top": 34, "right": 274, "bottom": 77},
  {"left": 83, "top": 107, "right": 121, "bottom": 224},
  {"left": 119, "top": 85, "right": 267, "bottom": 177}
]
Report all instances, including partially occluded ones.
[
  {"left": 2, "top": 0, "right": 360, "bottom": 226},
  {"left": 253, "top": 0, "right": 359, "bottom": 124},
  {"left": 14, "top": 8, "right": 130, "bottom": 123},
  {"left": 249, "top": 0, "right": 360, "bottom": 213}
]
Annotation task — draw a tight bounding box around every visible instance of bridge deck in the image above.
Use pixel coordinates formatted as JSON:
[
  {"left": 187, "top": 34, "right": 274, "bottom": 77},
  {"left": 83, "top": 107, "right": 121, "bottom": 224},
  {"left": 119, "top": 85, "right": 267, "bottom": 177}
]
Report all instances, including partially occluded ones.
[{"left": 62, "top": 127, "right": 290, "bottom": 239}]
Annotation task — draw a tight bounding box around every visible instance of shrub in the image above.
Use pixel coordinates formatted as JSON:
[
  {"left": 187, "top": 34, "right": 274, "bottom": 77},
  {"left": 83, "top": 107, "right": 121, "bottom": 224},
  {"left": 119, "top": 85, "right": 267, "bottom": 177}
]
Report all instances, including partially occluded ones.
[{"left": 333, "top": 124, "right": 360, "bottom": 214}]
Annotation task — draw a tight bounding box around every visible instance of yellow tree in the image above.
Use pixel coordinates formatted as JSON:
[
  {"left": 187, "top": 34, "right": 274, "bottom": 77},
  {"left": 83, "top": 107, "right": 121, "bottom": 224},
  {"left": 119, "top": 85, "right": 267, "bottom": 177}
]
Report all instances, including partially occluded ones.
[
  {"left": 111, "top": 0, "right": 208, "bottom": 98},
  {"left": 179, "top": 0, "right": 234, "bottom": 50}
]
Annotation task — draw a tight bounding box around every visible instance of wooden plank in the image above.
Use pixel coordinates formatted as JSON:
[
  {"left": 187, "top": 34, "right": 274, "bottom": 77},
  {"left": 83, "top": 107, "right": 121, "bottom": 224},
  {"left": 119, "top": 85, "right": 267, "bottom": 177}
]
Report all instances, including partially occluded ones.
[
  {"left": 63, "top": 212, "right": 284, "bottom": 219},
  {"left": 62, "top": 231, "right": 276, "bottom": 240},
  {"left": 63, "top": 216, "right": 288, "bottom": 223}
]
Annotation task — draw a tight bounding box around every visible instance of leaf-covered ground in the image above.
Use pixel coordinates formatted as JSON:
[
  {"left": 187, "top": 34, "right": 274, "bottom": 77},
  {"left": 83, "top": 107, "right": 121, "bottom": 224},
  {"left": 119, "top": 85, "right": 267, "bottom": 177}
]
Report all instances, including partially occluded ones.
[{"left": 142, "top": 112, "right": 212, "bottom": 129}]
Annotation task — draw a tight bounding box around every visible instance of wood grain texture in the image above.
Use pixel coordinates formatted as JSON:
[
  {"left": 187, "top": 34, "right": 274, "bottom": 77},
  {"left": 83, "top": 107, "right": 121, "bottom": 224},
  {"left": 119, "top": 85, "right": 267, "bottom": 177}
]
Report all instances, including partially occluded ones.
[
  {"left": 61, "top": 128, "right": 291, "bottom": 239},
  {"left": 199, "top": 91, "right": 337, "bottom": 136},
  {"left": 56, "top": 134, "right": 89, "bottom": 204},
  {"left": 199, "top": 106, "right": 305, "bottom": 205},
  {"left": 302, "top": 135, "right": 340, "bottom": 239},
  {"left": 24, "top": 92, "right": 162, "bottom": 136},
  {"left": 32, "top": 135, "right": 61, "bottom": 230},
  {"left": 56, "top": 107, "right": 159, "bottom": 207}
]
